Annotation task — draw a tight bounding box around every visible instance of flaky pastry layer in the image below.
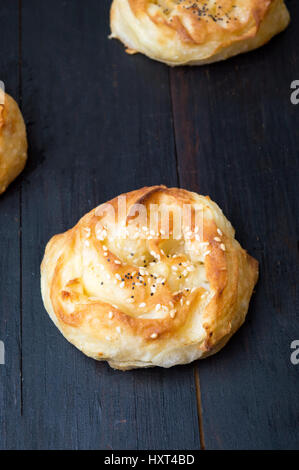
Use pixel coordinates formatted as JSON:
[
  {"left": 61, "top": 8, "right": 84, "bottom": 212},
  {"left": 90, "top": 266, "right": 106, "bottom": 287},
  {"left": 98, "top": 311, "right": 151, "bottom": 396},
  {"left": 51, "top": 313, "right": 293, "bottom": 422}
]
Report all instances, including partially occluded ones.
[
  {"left": 110, "top": 0, "right": 290, "bottom": 65},
  {"left": 41, "top": 186, "right": 258, "bottom": 370}
]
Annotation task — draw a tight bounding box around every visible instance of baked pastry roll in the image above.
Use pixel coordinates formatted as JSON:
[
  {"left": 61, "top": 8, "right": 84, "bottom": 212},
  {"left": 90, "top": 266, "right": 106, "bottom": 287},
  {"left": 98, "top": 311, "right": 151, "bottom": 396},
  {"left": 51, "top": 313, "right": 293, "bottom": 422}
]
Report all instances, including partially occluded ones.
[
  {"left": 41, "top": 186, "right": 258, "bottom": 370},
  {"left": 110, "top": 0, "right": 290, "bottom": 66},
  {"left": 0, "top": 93, "right": 27, "bottom": 195}
]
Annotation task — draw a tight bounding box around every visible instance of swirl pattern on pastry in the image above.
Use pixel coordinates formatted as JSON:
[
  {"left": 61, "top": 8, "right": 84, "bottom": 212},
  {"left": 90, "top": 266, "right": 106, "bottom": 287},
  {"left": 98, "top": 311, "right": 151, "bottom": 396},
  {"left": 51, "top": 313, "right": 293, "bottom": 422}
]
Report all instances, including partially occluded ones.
[
  {"left": 41, "top": 186, "right": 258, "bottom": 370},
  {"left": 110, "top": 0, "right": 290, "bottom": 65}
]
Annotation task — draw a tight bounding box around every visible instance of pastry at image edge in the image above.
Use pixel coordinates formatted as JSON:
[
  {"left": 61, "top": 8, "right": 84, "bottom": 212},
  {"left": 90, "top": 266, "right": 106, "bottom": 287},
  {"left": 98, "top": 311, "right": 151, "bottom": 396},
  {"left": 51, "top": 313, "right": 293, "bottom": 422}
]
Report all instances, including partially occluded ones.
[
  {"left": 0, "top": 93, "right": 27, "bottom": 195},
  {"left": 110, "top": 0, "right": 290, "bottom": 66}
]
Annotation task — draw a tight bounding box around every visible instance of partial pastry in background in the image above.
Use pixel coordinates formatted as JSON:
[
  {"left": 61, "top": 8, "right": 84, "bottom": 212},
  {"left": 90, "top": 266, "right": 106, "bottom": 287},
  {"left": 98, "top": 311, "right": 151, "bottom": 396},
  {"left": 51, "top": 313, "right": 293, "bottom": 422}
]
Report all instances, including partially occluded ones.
[
  {"left": 41, "top": 186, "right": 258, "bottom": 370},
  {"left": 110, "top": 0, "right": 290, "bottom": 66},
  {"left": 0, "top": 93, "right": 28, "bottom": 195}
]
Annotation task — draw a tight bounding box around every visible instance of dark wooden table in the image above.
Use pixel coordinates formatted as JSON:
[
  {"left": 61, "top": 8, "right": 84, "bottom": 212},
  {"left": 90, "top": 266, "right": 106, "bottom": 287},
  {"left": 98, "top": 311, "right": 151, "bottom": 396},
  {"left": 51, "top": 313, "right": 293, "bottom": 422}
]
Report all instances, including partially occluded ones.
[{"left": 0, "top": 0, "right": 298, "bottom": 450}]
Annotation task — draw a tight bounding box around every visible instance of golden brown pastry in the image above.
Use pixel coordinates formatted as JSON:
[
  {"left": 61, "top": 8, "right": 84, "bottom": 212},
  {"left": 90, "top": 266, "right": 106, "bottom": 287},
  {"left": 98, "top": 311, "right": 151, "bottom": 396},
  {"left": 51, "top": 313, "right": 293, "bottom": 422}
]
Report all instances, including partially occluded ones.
[
  {"left": 0, "top": 93, "right": 27, "bottom": 195},
  {"left": 41, "top": 186, "right": 258, "bottom": 370},
  {"left": 110, "top": 0, "right": 290, "bottom": 66}
]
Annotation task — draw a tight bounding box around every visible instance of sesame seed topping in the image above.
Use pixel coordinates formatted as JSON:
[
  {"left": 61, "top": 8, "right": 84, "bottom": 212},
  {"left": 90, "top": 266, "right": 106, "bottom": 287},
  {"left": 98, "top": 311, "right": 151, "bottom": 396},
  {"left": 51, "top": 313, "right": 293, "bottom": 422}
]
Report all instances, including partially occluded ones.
[
  {"left": 170, "top": 310, "right": 176, "bottom": 319},
  {"left": 150, "top": 333, "right": 158, "bottom": 339},
  {"left": 108, "top": 311, "right": 114, "bottom": 319},
  {"left": 220, "top": 243, "right": 226, "bottom": 251}
]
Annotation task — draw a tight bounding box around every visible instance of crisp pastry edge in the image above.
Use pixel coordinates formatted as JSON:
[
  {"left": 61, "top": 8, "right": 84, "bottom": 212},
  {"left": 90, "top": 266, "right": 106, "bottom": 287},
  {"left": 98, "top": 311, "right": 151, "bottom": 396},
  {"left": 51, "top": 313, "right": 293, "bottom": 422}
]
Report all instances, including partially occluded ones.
[
  {"left": 110, "top": 0, "right": 290, "bottom": 66},
  {"left": 41, "top": 187, "right": 259, "bottom": 370}
]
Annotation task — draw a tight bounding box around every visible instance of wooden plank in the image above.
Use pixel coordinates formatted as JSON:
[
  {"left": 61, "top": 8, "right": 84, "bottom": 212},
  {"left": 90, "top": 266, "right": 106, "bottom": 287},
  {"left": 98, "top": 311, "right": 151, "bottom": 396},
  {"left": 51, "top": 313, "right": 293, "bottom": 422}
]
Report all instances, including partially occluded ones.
[
  {"left": 0, "top": 0, "right": 23, "bottom": 450},
  {"left": 20, "top": 0, "right": 201, "bottom": 449},
  {"left": 170, "top": 0, "right": 299, "bottom": 449}
]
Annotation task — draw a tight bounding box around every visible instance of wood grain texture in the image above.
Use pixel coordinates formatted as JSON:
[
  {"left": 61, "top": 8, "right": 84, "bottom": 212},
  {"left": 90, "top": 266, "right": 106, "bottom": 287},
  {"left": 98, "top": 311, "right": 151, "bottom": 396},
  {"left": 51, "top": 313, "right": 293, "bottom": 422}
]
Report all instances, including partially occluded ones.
[
  {"left": 170, "top": 0, "right": 299, "bottom": 450},
  {"left": 0, "top": 0, "right": 23, "bottom": 450},
  {"left": 19, "top": 0, "right": 201, "bottom": 450},
  {"left": 0, "top": 0, "right": 298, "bottom": 450}
]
